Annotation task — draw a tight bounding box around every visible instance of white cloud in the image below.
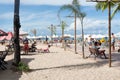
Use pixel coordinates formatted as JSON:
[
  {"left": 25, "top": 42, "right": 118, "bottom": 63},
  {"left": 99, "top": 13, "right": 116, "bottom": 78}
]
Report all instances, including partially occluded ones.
[
  {"left": 66, "top": 17, "right": 120, "bottom": 34},
  {"left": 84, "top": 18, "right": 107, "bottom": 28},
  {"left": 66, "top": 18, "right": 108, "bottom": 31},
  {"left": 20, "top": 10, "right": 59, "bottom": 24},
  {"left": 0, "top": 0, "right": 96, "bottom": 6}
]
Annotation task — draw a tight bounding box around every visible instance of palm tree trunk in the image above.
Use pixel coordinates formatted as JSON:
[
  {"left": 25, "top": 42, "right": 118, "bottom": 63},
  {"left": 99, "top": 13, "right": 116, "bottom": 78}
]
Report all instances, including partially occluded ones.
[
  {"left": 81, "top": 19, "right": 85, "bottom": 58},
  {"left": 62, "top": 28, "right": 64, "bottom": 48},
  {"left": 74, "top": 12, "right": 77, "bottom": 54},
  {"left": 13, "top": 0, "right": 21, "bottom": 66},
  {"left": 108, "top": 1, "right": 112, "bottom": 67},
  {"left": 51, "top": 25, "right": 53, "bottom": 45}
]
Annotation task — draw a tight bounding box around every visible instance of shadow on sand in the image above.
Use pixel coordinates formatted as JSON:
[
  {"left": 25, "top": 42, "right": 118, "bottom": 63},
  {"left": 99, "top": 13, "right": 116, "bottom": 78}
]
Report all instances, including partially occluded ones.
[
  {"left": 30, "top": 58, "right": 117, "bottom": 72},
  {"left": 0, "top": 57, "right": 34, "bottom": 80},
  {"left": 111, "top": 52, "right": 120, "bottom": 67}
]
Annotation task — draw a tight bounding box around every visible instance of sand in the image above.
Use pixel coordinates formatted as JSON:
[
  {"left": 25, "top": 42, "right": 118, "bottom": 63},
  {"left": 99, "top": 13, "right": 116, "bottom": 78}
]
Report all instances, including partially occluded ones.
[{"left": 0, "top": 43, "right": 120, "bottom": 80}]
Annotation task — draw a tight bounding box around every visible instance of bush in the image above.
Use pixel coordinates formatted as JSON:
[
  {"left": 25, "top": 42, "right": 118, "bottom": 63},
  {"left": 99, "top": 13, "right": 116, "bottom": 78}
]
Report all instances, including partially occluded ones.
[{"left": 17, "top": 62, "right": 30, "bottom": 72}]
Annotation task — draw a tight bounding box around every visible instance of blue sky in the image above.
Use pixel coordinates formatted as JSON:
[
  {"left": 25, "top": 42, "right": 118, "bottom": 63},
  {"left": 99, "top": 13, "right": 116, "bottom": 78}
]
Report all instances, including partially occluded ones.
[{"left": 0, "top": 0, "right": 120, "bottom": 36}]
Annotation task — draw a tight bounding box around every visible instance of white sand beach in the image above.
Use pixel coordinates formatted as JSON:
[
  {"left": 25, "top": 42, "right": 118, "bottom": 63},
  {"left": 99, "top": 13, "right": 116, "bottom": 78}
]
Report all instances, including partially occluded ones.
[{"left": 0, "top": 43, "right": 120, "bottom": 80}]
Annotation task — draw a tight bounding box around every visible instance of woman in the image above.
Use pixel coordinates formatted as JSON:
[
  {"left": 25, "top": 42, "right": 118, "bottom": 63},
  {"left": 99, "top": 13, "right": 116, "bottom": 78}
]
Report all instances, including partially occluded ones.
[
  {"left": 23, "top": 39, "right": 29, "bottom": 54},
  {"left": 93, "top": 41, "right": 108, "bottom": 59}
]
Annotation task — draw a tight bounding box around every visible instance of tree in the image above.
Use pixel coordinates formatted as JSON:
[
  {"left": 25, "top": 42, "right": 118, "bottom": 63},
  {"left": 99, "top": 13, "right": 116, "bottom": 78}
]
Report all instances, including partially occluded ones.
[
  {"left": 48, "top": 24, "right": 56, "bottom": 45},
  {"left": 61, "top": 21, "right": 67, "bottom": 48},
  {"left": 96, "top": 0, "right": 120, "bottom": 67},
  {"left": 96, "top": 1, "right": 120, "bottom": 19},
  {"left": 13, "top": 0, "right": 21, "bottom": 66},
  {"left": 58, "top": 0, "right": 81, "bottom": 53},
  {"left": 79, "top": 12, "right": 86, "bottom": 58}
]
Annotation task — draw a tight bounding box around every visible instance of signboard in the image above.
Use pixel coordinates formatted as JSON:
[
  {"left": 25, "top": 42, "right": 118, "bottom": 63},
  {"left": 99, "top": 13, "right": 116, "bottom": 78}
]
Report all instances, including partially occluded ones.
[{"left": 86, "top": 0, "right": 120, "bottom": 2}]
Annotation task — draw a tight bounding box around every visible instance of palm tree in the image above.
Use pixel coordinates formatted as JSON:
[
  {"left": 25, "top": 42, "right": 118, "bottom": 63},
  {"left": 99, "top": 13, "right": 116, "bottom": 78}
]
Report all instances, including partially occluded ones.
[
  {"left": 48, "top": 24, "right": 56, "bottom": 45},
  {"left": 13, "top": 0, "right": 21, "bottom": 66},
  {"left": 60, "top": 21, "right": 67, "bottom": 48},
  {"left": 79, "top": 12, "right": 86, "bottom": 58},
  {"left": 58, "top": 0, "right": 81, "bottom": 54},
  {"left": 95, "top": 1, "right": 120, "bottom": 67}
]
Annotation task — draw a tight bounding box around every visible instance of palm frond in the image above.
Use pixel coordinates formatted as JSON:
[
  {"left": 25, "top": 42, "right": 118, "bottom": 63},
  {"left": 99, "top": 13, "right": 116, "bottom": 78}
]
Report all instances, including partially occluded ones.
[
  {"left": 96, "top": 2, "right": 108, "bottom": 12},
  {"left": 111, "top": 4, "right": 120, "bottom": 19},
  {"left": 61, "top": 21, "right": 67, "bottom": 30},
  {"left": 80, "top": 12, "right": 86, "bottom": 18},
  {"left": 58, "top": 4, "right": 79, "bottom": 14},
  {"left": 72, "top": 0, "right": 81, "bottom": 11},
  {"left": 95, "top": 1, "right": 119, "bottom": 19}
]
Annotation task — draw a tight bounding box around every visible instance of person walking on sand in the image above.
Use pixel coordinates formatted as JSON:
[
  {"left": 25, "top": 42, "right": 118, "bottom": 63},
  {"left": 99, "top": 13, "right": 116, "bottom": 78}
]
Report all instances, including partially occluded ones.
[
  {"left": 23, "top": 38, "right": 29, "bottom": 54},
  {"left": 111, "top": 33, "right": 115, "bottom": 51}
]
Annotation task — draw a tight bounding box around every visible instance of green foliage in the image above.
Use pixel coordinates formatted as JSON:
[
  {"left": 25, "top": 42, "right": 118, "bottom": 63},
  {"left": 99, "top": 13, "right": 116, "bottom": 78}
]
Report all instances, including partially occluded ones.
[
  {"left": 58, "top": 0, "right": 81, "bottom": 19},
  {"left": 17, "top": 62, "right": 30, "bottom": 72},
  {"left": 61, "top": 21, "right": 67, "bottom": 30}
]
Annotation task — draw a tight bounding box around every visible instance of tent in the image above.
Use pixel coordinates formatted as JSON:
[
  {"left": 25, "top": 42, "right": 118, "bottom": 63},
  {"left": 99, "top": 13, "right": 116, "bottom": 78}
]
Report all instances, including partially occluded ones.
[
  {"left": 0, "top": 31, "right": 13, "bottom": 41},
  {"left": 19, "top": 30, "right": 28, "bottom": 36},
  {"left": 5, "top": 32, "right": 13, "bottom": 40},
  {"left": 115, "top": 32, "right": 120, "bottom": 37},
  {"left": 0, "top": 36, "right": 6, "bottom": 40},
  {"left": 0, "top": 29, "right": 8, "bottom": 40},
  {"left": 0, "top": 29, "right": 8, "bottom": 36}
]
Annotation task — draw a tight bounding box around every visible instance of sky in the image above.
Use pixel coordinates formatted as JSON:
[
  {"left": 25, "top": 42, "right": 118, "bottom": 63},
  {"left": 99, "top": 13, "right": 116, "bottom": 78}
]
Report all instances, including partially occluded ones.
[{"left": 0, "top": 0, "right": 120, "bottom": 36}]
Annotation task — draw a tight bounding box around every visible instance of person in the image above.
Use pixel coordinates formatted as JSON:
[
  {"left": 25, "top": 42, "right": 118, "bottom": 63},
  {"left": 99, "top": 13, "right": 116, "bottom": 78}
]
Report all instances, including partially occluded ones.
[
  {"left": 45, "top": 36, "right": 48, "bottom": 44},
  {"left": 93, "top": 41, "right": 108, "bottom": 59},
  {"left": 23, "top": 39, "right": 29, "bottom": 54},
  {"left": 87, "top": 35, "right": 92, "bottom": 46},
  {"left": 111, "top": 33, "right": 115, "bottom": 51},
  {"left": 30, "top": 41, "right": 37, "bottom": 52},
  {"left": 38, "top": 44, "right": 51, "bottom": 53}
]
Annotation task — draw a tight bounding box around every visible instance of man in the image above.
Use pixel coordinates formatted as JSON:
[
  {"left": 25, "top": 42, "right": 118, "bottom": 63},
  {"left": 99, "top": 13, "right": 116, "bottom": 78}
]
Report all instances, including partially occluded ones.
[{"left": 111, "top": 33, "right": 115, "bottom": 51}]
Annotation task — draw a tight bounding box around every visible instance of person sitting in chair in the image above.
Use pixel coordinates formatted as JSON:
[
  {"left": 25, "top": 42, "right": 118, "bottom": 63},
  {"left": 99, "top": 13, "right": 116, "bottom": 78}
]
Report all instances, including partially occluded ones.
[
  {"left": 30, "top": 41, "right": 37, "bottom": 52},
  {"left": 93, "top": 41, "right": 108, "bottom": 59}
]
